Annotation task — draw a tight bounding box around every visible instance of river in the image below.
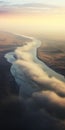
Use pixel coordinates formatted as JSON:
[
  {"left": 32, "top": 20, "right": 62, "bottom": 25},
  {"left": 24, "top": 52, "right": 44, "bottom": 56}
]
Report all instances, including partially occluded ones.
[{"left": 5, "top": 34, "right": 65, "bottom": 97}]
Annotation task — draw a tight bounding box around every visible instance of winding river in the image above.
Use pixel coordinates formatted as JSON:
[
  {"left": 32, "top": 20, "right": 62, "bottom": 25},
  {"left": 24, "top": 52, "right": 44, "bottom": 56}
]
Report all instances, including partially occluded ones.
[{"left": 5, "top": 34, "right": 65, "bottom": 97}]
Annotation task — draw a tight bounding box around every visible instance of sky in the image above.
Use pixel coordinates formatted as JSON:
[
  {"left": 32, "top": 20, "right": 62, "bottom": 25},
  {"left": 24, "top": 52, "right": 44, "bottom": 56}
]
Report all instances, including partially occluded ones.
[
  {"left": 0, "top": 0, "right": 65, "bottom": 39},
  {"left": 0, "top": 0, "right": 65, "bottom": 7}
]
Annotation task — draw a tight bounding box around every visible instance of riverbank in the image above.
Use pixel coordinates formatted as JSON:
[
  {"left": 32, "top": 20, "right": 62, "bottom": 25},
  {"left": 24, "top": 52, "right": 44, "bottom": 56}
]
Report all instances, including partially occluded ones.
[
  {"left": 0, "top": 49, "right": 19, "bottom": 101},
  {"left": 0, "top": 32, "right": 33, "bottom": 100}
]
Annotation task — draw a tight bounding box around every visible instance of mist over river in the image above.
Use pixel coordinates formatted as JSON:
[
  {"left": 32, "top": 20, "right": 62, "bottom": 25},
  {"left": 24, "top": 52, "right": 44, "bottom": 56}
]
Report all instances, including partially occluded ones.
[{"left": 5, "top": 34, "right": 65, "bottom": 97}]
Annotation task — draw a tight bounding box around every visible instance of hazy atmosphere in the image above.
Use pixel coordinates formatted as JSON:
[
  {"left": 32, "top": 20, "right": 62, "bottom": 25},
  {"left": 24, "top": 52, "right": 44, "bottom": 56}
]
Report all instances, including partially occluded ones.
[{"left": 0, "top": 0, "right": 65, "bottom": 129}]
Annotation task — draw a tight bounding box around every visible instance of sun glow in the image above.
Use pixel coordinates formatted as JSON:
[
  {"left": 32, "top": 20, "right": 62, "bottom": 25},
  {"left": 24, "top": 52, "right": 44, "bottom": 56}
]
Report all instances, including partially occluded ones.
[{"left": 0, "top": 8, "right": 65, "bottom": 39}]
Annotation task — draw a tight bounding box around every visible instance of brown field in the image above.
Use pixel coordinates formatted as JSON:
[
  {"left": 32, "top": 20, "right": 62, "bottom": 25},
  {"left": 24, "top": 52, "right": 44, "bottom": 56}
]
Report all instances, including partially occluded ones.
[
  {"left": 0, "top": 32, "right": 32, "bottom": 51},
  {"left": 37, "top": 39, "right": 65, "bottom": 76}
]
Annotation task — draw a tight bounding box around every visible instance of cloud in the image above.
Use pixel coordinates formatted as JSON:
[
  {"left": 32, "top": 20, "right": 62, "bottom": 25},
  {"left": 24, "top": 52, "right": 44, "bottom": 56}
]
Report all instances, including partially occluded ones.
[
  {"left": 0, "top": 95, "right": 65, "bottom": 129},
  {"left": 33, "top": 90, "right": 65, "bottom": 119},
  {"left": 0, "top": 1, "right": 9, "bottom": 6},
  {"left": 4, "top": 34, "right": 65, "bottom": 129},
  {"left": 7, "top": 39, "right": 65, "bottom": 97},
  {"left": 0, "top": 1, "right": 63, "bottom": 15},
  {"left": 0, "top": 9, "right": 10, "bottom": 14}
]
